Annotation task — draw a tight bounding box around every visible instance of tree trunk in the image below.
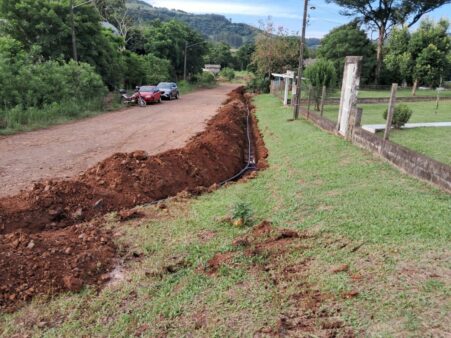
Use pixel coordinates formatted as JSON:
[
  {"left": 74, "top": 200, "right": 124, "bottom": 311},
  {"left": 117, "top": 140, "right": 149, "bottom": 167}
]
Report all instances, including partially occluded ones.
[
  {"left": 375, "top": 26, "right": 385, "bottom": 85},
  {"left": 412, "top": 79, "right": 418, "bottom": 96}
]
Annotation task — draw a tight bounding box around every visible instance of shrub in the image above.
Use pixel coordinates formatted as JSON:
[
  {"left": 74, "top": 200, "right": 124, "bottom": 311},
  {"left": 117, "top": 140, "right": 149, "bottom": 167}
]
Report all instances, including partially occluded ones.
[
  {"left": 231, "top": 202, "right": 253, "bottom": 228},
  {"left": 219, "top": 67, "right": 236, "bottom": 81},
  {"left": 246, "top": 76, "right": 270, "bottom": 93},
  {"left": 304, "top": 59, "right": 337, "bottom": 110},
  {"left": 195, "top": 72, "right": 216, "bottom": 87},
  {"left": 383, "top": 104, "right": 413, "bottom": 129},
  {"left": 0, "top": 39, "right": 108, "bottom": 132}
]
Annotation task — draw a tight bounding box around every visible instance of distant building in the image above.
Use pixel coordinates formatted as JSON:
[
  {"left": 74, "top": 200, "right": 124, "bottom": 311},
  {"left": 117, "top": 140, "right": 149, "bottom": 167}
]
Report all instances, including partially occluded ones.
[{"left": 203, "top": 64, "right": 221, "bottom": 75}]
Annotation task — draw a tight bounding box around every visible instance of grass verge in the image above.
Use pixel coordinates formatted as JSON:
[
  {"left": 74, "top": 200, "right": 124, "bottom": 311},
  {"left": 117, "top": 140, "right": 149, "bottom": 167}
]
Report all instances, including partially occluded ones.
[
  {"left": 0, "top": 97, "right": 121, "bottom": 136},
  {"left": 1, "top": 94, "right": 450, "bottom": 337},
  {"left": 322, "top": 101, "right": 451, "bottom": 125}
]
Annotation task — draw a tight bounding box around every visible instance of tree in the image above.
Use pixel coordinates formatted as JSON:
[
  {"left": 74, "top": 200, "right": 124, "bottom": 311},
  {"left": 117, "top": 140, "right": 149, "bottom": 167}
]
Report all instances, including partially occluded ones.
[
  {"left": 304, "top": 59, "right": 337, "bottom": 110},
  {"left": 327, "top": 0, "right": 451, "bottom": 83},
  {"left": 143, "top": 20, "right": 208, "bottom": 78},
  {"left": 409, "top": 18, "right": 450, "bottom": 60},
  {"left": 236, "top": 43, "right": 255, "bottom": 71},
  {"left": 414, "top": 44, "right": 448, "bottom": 87},
  {"left": 384, "top": 26, "right": 412, "bottom": 84},
  {"left": 126, "top": 27, "right": 147, "bottom": 55},
  {"left": 204, "top": 42, "right": 235, "bottom": 68},
  {"left": 252, "top": 19, "right": 306, "bottom": 76},
  {"left": 317, "top": 21, "right": 375, "bottom": 83},
  {"left": 93, "top": 0, "right": 133, "bottom": 45},
  {"left": 385, "top": 19, "right": 450, "bottom": 87},
  {"left": 0, "top": 0, "right": 125, "bottom": 88}
]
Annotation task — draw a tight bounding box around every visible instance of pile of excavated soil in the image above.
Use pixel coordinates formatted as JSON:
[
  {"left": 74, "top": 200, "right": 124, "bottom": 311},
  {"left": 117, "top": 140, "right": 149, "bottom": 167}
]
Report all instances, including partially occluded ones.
[
  {"left": 0, "top": 222, "right": 116, "bottom": 312},
  {"left": 0, "top": 87, "right": 268, "bottom": 312},
  {"left": 0, "top": 87, "right": 266, "bottom": 235}
]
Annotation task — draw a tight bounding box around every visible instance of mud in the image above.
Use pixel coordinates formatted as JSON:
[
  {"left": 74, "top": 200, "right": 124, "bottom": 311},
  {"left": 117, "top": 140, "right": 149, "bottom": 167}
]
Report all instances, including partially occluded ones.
[{"left": 0, "top": 87, "right": 268, "bottom": 312}]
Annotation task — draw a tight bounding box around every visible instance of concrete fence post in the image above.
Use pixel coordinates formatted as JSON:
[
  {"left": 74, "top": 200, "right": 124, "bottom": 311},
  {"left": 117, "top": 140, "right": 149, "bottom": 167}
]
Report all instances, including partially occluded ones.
[
  {"left": 384, "top": 83, "right": 398, "bottom": 141},
  {"left": 283, "top": 78, "right": 290, "bottom": 106},
  {"left": 337, "top": 56, "right": 363, "bottom": 136}
]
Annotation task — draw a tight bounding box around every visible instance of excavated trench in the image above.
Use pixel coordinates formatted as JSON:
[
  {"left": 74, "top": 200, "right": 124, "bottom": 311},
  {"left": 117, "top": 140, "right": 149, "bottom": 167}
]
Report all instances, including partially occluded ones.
[{"left": 0, "top": 87, "right": 268, "bottom": 312}]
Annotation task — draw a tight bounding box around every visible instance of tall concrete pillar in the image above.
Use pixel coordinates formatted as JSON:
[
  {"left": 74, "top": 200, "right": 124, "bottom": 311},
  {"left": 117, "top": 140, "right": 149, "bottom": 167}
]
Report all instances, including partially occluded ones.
[
  {"left": 283, "top": 78, "right": 290, "bottom": 106},
  {"left": 337, "top": 56, "right": 363, "bottom": 137}
]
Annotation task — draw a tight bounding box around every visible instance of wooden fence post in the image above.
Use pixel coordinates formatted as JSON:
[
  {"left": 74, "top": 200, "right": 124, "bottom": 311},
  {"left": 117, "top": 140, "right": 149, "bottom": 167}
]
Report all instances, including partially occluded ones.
[
  {"left": 320, "top": 85, "right": 326, "bottom": 116},
  {"left": 307, "top": 87, "right": 313, "bottom": 118},
  {"left": 384, "top": 83, "right": 398, "bottom": 141}
]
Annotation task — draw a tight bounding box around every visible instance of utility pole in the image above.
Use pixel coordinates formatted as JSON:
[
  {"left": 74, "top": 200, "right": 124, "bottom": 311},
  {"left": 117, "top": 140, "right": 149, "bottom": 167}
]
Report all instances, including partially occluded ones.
[
  {"left": 184, "top": 41, "right": 188, "bottom": 81},
  {"left": 70, "top": 0, "right": 78, "bottom": 61},
  {"left": 293, "top": 0, "right": 309, "bottom": 120},
  {"left": 183, "top": 41, "right": 204, "bottom": 81}
]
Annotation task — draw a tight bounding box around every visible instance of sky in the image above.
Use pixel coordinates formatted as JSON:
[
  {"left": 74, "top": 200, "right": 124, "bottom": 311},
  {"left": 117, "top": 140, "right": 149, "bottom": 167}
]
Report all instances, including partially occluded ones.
[{"left": 148, "top": 0, "right": 451, "bottom": 38}]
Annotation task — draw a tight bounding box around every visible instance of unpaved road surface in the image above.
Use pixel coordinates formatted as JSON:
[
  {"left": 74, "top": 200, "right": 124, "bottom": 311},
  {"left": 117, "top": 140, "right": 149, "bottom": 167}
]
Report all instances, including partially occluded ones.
[{"left": 0, "top": 83, "right": 238, "bottom": 198}]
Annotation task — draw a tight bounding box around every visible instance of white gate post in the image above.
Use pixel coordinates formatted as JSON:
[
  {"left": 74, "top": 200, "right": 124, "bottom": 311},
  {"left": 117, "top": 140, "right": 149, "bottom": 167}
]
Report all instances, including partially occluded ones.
[
  {"left": 337, "top": 56, "right": 363, "bottom": 137},
  {"left": 283, "top": 78, "right": 290, "bottom": 106}
]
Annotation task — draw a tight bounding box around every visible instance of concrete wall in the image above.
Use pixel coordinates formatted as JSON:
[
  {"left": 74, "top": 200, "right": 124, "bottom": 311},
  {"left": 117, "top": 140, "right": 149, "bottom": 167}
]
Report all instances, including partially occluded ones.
[{"left": 300, "top": 109, "right": 451, "bottom": 193}]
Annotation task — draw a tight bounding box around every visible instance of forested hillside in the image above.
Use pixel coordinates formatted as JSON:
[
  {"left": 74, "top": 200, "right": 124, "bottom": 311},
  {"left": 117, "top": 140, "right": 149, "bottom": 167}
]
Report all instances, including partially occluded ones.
[{"left": 126, "top": 0, "right": 258, "bottom": 48}]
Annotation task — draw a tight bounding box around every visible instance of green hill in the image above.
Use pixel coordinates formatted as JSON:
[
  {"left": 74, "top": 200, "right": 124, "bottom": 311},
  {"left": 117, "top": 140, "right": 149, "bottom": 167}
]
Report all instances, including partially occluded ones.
[{"left": 126, "top": 0, "right": 259, "bottom": 48}]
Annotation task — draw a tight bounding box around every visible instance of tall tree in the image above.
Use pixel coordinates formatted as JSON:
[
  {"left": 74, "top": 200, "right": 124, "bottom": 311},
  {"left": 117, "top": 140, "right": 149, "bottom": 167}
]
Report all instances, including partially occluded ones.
[
  {"left": 327, "top": 0, "right": 451, "bottom": 83},
  {"left": 143, "top": 20, "right": 207, "bottom": 79},
  {"left": 204, "top": 42, "right": 235, "bottom": 68},
  {"left": 252, "top": 19, "right": 305, "bottom": 76},
  {"left": 236, "top": 43, "right": 255, "bottom": 71},
  {"left": 93, "top": 0, "right": 133, "bottom": 44},
  {"left": 410, "top": 19, "right": 450, "bottom": 87},
  {"left": 0, "top": 0, "right": 125, "bottom": 88},
  {"left": 317, "top": 21, "right": 376, "bottom": 83}
]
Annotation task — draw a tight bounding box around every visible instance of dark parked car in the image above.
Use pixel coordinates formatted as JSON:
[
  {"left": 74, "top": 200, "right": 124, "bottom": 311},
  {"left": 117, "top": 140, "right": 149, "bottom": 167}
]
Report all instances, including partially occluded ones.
[{"left": 157, "top": 82, "right": 179, "bottom": 100}]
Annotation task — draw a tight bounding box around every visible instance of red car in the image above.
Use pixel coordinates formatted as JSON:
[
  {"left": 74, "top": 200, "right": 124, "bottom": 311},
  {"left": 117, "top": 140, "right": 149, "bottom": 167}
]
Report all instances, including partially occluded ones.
[{"left": 133, "top": 86, "right": 162, "bottom": 104}]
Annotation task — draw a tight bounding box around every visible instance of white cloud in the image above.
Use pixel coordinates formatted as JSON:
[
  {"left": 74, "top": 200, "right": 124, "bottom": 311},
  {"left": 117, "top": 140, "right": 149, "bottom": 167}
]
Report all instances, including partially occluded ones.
[{"left": 148, "top": 0, "right": 302, "bottom": 19}]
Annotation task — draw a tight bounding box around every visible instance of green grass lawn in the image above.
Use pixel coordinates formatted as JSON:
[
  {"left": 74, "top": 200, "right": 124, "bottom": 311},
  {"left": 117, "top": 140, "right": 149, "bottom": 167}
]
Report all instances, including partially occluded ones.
[
  {"left": 388, "top": 128, "right": 451, "bottom": 165},
  {"left": 321, "top": 100, "right": 451, "bottom": 164},
  {"left": 322, "top": 100, "right": 451, "bottom": 125},
  {"left": 1, "top": 95, "right": 450, "bottom": 337}
]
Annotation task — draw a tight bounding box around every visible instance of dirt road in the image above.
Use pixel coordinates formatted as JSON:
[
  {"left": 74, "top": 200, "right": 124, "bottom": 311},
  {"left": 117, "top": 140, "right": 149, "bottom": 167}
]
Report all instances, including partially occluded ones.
[{"left": 0, "top": 83, "right": 238, "bottom": 198}]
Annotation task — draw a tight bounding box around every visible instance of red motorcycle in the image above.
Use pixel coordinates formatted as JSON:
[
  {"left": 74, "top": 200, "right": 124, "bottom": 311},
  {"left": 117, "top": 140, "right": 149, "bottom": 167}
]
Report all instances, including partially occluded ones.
[
  {"left": 120, "top": 86, "right": 162, "bottom": 107},
  {"left": 120, "top": 87, "right": 146, "bottom": 107}
]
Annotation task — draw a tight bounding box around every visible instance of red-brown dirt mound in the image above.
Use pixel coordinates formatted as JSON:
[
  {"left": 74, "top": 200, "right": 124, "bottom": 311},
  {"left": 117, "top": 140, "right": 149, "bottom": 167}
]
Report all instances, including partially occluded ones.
[
  {"left": 0, "top": 87, "right": 267, "bottom": 235},
  {"left": 0, "top": 223, "right": 116, "bottom": 312},
  {"left": 0, "top": 87, "right": 267, "bottom": 312}
]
